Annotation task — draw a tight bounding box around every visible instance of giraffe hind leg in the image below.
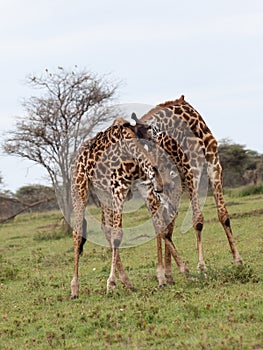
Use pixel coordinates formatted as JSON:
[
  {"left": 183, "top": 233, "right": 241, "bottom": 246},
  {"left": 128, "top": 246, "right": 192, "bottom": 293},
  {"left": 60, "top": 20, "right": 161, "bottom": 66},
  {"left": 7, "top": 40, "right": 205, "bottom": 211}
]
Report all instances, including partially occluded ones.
[
  {"left": 156, "top": 234, "right": 166, "bottom": 287},
  {"left": 218, "top": 211, "right": 243, "bottom": 264},
  {"left": 107, "top": 247, "right": 135, "bottom": 291},
  {"left": 116, "top": 251, "right": 136, "bottom": 291},
  {"left": 208, "top": 162, "right": 243, "bottom": 264},
  {"left": 157, "top": 221, "right": 189, "bottom": 287},
  {"left": 102, "top": 208, "right": 134, "bottom": 291},
  {"left": 71, "top": 227, "right": 83, "bottom": 299}
]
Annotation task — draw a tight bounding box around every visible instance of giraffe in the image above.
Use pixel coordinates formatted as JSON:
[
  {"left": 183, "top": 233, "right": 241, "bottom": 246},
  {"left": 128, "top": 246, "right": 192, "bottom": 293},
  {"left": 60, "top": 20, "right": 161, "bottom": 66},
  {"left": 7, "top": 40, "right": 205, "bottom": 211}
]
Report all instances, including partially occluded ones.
[
  {"left": 132, "top": 95, "right": 243, "bottom": 283},
  {"left": 70, "top": 116, "right": 183, "bottom": 298}
]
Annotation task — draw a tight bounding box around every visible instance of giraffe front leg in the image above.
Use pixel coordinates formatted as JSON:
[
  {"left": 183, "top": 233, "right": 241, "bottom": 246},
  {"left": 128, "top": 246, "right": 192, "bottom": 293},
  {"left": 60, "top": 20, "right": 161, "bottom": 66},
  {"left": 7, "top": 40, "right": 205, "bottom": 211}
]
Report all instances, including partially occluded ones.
[
  {"left": 164, "top": 221, "right": 176, "bottom": 285},
  {"left": 194, "top": 219, "right": 207, "bottom": 273},
  {"left": 165, "top": 236, "right": 189, "bottom": 275},
  {"left": 164, "top": 239, "right": 174, "bottom": 285},
  {"left": 189, "top": 186, "right": 207, "bottom": 273},
  {"left": 163, "top": 218, "right": 188, "bottom": 278}
]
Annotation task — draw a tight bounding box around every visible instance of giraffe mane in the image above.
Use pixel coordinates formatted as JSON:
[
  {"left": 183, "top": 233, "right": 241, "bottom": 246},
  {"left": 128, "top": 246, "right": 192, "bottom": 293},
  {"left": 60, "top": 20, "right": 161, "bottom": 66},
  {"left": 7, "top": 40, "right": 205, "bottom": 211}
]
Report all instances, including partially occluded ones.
[
  {"left": 112, "top": 116, "right": 129, "bottom": 125},
  {"left": 141, "top": 95, "right": 185, "bottom": 121},
  {"left": 158, "top": 95, "right": 185, "bottom": 108}
]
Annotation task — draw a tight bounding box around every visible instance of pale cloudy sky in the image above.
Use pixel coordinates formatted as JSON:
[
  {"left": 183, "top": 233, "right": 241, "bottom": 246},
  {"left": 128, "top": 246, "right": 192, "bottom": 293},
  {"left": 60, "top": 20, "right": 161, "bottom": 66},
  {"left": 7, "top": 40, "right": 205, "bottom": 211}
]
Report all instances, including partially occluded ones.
[{"left": 0, "top": 0, "right": 263, "bottom": 191}]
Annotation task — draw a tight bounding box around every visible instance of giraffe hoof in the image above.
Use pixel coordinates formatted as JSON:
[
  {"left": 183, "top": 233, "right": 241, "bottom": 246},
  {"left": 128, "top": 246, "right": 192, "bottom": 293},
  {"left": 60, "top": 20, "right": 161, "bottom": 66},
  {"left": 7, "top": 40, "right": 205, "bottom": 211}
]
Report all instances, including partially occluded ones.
[
  {"left": 197, "top": 263, "right": 207, "bottom": 274},
  {"left": 126, "top": 284, "right": 137, "bottom": 292},
  {"left": 165, "top": 275, "right": 175, "bottom": 285},
  {"left": 234, "top": 257, "right": 243, "bottom": 264},
  {"left": 107, "top": 280, "right": 117, "bottom": 293},
  {"left": 180, "top": 263, "right": 190, "bottom": 274},
  {"left": 186, "top": 275, "right": 198, "bottom": 282},
  {"left": 158, "top": 283, "right": 167, "bottom": 288},
  {"left": 70, "top": 295, "right": 78, "bottom": 300},
  {"left": 167, "top": 280, "right": 176, "bottom": 285}
]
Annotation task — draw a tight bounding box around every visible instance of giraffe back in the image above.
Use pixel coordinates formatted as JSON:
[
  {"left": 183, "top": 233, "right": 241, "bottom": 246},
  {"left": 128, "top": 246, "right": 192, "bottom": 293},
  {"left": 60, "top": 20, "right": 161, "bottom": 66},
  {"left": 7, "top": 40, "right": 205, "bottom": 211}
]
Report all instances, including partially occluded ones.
[{"left": 140, "top": 95, "right": 219, "bottom": 165}]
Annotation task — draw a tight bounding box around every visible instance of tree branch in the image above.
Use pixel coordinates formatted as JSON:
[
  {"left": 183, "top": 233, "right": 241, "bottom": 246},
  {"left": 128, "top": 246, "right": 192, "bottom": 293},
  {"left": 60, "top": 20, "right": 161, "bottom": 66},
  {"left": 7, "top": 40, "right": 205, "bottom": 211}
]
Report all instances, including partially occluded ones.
[{"left": 0, "top": 197, "right": 55, "bottom": 224}]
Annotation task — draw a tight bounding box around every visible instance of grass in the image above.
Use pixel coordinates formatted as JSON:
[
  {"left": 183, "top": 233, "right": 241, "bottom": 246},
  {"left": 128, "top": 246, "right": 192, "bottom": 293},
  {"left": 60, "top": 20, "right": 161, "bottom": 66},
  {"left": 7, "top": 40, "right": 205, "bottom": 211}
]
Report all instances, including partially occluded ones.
[
  {"left": 237, "top": 183, "right": 263, "bottom": 197},
  {"left": 0, "top": 193, "right": 263, "bottom": 349},
  {"left": 224, "top": 182, "right": 263, "bottom": 198}
]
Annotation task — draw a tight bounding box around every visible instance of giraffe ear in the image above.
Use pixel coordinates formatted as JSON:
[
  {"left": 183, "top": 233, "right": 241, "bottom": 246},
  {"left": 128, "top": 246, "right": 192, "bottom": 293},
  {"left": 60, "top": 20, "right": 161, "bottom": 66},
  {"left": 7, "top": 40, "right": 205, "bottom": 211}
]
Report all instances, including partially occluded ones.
[
  {"left": 131, "top": 112, "right": 141, "bottom": 124},
  {"left": 129, "top": 113, "right": 151, "bottom": 139}
]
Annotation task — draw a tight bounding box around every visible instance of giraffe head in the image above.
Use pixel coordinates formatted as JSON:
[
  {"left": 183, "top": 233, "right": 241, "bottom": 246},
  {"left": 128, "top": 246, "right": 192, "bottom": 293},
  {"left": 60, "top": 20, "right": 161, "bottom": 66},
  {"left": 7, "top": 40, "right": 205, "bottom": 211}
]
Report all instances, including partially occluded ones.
[
  {"left": 111, "top": 117, "right": 182, "bottom": 224},
  {"left": 128, "top": 113, "right": 181, "bottom": 218}
]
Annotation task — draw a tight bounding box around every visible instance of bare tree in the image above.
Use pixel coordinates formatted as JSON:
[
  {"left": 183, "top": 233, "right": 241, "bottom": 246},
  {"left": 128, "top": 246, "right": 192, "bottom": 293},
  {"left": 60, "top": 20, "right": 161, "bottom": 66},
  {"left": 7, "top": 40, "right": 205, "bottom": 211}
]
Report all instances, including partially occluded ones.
[{"left": 3, "top": 67, "right": 119, "bottom": 231}]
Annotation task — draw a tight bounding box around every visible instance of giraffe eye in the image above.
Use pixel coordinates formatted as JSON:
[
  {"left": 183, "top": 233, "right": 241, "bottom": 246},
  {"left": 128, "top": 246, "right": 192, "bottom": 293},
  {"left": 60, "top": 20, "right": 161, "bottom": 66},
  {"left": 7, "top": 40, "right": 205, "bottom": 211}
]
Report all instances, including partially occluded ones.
[{"left": 170, "top": 170, "right": 177, "bottom": 178}]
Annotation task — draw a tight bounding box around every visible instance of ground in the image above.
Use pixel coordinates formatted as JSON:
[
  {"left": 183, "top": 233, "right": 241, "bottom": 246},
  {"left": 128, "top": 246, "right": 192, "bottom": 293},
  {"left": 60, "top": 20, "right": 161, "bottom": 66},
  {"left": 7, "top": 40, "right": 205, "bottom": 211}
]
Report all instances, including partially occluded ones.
[{"left": 0, "top": 191, "right": 262, "bottom": 349}]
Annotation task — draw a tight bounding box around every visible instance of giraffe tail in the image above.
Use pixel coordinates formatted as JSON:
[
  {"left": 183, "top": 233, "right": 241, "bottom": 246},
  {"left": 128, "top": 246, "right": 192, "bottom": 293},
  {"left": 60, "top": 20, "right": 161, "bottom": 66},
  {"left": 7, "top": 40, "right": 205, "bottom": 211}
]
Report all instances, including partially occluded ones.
[{"left": 79, "top": 218, "right": 87, "bottom": 255}]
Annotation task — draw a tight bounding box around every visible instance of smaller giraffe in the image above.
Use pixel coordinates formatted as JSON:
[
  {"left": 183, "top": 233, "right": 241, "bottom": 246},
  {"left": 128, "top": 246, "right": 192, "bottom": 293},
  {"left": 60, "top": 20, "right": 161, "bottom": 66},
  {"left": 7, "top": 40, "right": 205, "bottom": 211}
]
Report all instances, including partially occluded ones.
[{"left": 70, "top": 117, "right": 179, "bottom": 298}]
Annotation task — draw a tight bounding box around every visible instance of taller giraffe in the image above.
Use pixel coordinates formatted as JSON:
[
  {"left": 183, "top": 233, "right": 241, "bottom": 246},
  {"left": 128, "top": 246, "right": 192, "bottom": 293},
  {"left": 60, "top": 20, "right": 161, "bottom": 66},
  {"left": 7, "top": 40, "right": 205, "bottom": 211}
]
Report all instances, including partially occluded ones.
[{"left": 134, "top": 95, "right": 243, "bottom": 275}]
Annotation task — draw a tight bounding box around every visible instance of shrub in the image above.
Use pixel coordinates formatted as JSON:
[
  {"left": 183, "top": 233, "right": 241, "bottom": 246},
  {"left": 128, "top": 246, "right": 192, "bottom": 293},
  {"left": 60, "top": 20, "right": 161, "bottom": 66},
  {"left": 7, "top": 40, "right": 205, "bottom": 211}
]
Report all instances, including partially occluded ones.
[{"left": 237, "top": 183, "right": 263, "bottom": 197}]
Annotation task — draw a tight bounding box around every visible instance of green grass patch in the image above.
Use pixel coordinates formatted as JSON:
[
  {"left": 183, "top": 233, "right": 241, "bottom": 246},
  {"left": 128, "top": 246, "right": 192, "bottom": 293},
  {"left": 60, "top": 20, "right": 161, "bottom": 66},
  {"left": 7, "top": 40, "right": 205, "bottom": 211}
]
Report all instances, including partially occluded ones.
[
  {"left": 0, "top": 193, "right": 263, "bottom": 349},
  {"left": 224, "top": 182, "right": 263, "bottom": 197},
  {"left": 237, "top": 183, "right": 263, "bottom": 197}
]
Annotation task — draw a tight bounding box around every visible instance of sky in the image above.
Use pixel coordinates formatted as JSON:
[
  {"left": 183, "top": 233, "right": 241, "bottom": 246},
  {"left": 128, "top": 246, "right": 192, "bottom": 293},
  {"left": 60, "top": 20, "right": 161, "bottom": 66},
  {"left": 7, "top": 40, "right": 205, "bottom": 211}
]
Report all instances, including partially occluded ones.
[{"left": 0, "top": 0, "right": 263, "bottom": 192}]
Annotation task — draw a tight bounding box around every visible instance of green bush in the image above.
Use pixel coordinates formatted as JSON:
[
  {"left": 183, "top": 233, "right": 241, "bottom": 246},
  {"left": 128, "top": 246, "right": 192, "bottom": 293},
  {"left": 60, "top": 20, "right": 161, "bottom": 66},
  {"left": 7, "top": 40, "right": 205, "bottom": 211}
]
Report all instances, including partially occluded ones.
[{"left": 237, "top": 183, "right": 263, "bottom": 197}]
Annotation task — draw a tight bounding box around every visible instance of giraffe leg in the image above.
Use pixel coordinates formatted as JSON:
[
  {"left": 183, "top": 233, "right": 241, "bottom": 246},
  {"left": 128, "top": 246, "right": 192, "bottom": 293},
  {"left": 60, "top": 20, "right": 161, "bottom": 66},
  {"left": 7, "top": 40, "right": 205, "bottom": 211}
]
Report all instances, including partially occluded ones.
[
  {"left": 106, "top": 211, "right": 125, "bottom": 293},
  {"left": 164, "top": 219, "right": 188, "bottom": 284},
  {"left": 141, "top": 185, "right": 187, "bottom": 286},
  {"left": 183, "top": 164, "right": 207, "bottom": 273},
  {"left": 156, "top": 214, "right": 188, "bottom": 285},
  {"left": 70, "top": 229, "right": 81, "bottom": 299},
  {"left": 156, "top": 228, "right": 188, "bottom": 287},
  {"left": 164, "top": 238, "right": 174, "bottom": 284},
  {"left": 156, "top": 234, "right": 166, "bottom": 287},
  {"left": 164, "top": 185, "right": 189, "bottom": 279},
  {"left": 70, "top": 184, "right": 87, "bottom": 299},
  {"left": 136, "top": 185, "right": 167, "bottom": 287},
  {"left": 219, "top": 212, "right": 243, "bottom": 264},
  {"left": 162, "top": 221, "right": 175, "bottom": 285},
  {"left": 70, "top": 217, "right": 87, "bottom": 298},
  {"left": 188, "top": 183, "right": 207, "bottom": 273},
  {"left": 164, "top": 235, "right": 188, "bottom": 274},
  {"left": 107, "top": 246, "right": 118, "bottom": 293},
  {"left": 208, "top": 162, "right": 243, "bottom": 264},
  {"left": 116, "top": 251, "right": 135, "bottom": 290},
  {"left": 102, "top": 207, "right": 134, "bottom": 290},
  {"left": 101, "top": 208, "right": 117, "bottom": 292},
  {"left": 194, "top": 220, "right": 206, "bottom": 272},
  {"left": 70, "top": 214, "right": 87, "bottom": 299}
]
